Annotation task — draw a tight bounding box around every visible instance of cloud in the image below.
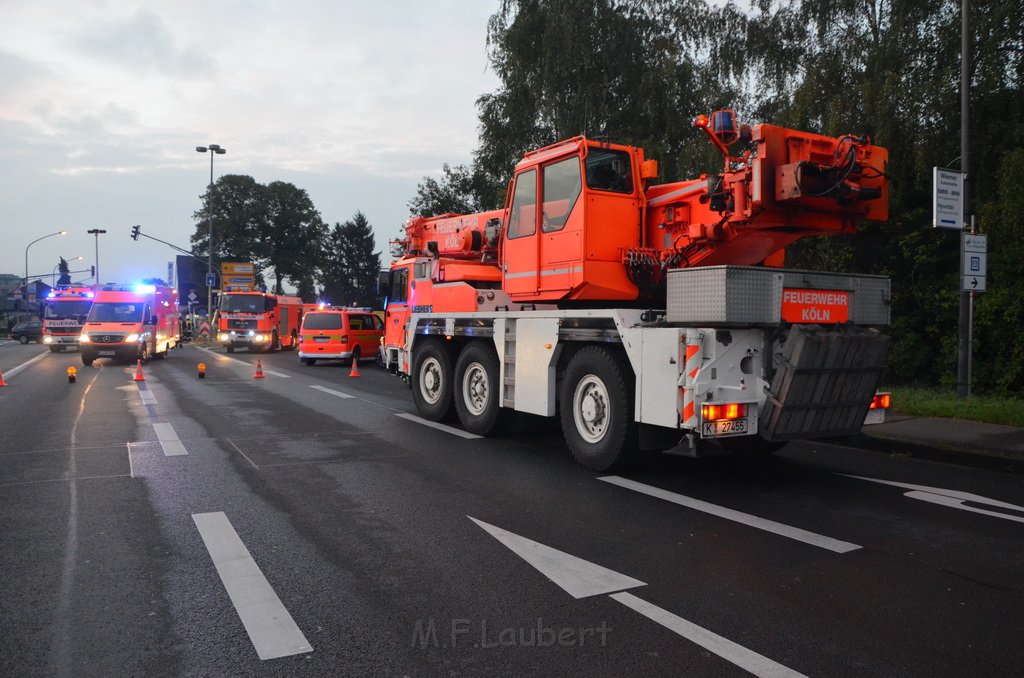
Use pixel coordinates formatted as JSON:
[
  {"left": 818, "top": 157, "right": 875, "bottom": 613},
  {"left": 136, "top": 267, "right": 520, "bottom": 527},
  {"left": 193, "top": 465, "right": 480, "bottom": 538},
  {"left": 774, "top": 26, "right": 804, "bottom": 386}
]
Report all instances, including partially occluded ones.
[{"left": 73, "top": 10, "right": 211, "bottom": 76}]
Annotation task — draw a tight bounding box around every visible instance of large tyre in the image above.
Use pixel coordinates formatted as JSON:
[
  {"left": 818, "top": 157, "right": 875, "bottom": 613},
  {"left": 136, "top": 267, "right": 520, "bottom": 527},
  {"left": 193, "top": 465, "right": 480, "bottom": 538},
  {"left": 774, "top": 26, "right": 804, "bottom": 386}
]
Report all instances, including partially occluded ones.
[
  {"left": 454, "top": 342, "right": 506, "bottom": 436},
  {"left": 18, "top": 336, "right": 28, "bottom": 344},
  {"left": 270, "top": 331, "right": 280, "bottom": 352},
  {"left": 346, "top": 346, "right": 361, "bottom": 367},
  {"left": 82, "top": 355, "right": 94, "bottom": 366},
  {"left": 411, "top": 338, "right": 453, "bottom": 422},
  {"left": 138, "top": 343, "right": 149, "bottom": 364},
  {"left": 226, "top": 344, "right": 235, "bottom": 354},
  {"left": 286, "top": 331, "right": 298, "bottom": 351},
  {"left": 559, "top": 346, "right": 638, "bottom": 472}
]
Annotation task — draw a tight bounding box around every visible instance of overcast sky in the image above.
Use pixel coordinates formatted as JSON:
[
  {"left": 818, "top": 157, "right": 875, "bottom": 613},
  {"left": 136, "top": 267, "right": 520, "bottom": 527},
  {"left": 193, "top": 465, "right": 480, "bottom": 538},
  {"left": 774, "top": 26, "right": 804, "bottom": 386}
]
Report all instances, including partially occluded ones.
[{"left": 1, "top": 0, "right": 500, "bottom": 289}]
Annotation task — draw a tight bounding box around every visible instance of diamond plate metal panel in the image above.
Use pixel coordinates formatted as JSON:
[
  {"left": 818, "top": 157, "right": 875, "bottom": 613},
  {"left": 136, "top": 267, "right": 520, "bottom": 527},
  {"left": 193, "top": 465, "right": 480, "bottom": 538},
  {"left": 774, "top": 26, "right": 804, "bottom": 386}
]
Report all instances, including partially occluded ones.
[{"left": 667, "top": 266, "right": 783, "bottom": 324}]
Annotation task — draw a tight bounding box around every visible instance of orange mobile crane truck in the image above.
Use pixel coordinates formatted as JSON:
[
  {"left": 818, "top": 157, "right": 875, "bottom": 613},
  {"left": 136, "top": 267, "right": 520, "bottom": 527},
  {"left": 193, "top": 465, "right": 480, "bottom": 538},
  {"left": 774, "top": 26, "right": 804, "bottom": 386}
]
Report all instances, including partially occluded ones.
[{"left": 381, "top": 111, "right": 892, "bottom": 471}]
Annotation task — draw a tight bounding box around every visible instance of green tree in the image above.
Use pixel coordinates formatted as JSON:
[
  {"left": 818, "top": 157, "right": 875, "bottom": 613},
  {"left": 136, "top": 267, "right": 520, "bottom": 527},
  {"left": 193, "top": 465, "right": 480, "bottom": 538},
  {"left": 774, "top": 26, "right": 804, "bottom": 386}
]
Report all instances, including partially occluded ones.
[
  {"left": 56, "top": 257, "right": 71, "bottom": 285},
  {"left": 262, "top": 181, "right": 328, "bottom": 294},
  {"left": 322, "top": 211, "right": 382, "bottom": 308},
  {"left": 408, "top": 164, "right": 493, "bottom": 217},
  {"left": 190, "top": 175, "right": 268, "bottom": 275}
]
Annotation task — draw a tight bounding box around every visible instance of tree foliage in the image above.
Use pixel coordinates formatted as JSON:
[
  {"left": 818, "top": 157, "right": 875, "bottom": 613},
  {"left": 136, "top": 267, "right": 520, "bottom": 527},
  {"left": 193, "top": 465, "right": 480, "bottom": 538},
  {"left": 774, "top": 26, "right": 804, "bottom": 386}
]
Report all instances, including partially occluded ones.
[
  {"left": 407, "top": 0, "right": 1024, "bottom": 394},
  {"left": 321, "top": 211, "right": 382, "bottom": 308}
]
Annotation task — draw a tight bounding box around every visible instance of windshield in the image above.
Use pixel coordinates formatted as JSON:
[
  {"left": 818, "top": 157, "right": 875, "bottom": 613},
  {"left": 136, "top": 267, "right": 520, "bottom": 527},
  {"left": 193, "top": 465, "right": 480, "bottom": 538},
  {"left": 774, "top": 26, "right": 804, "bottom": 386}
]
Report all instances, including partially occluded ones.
[
  {"left": 45, "top": 300, "right": 93, "bottom": 318},
  {"left": 303, "top": 313, "right": 343, "bottom": 330},
  {"left": 87, "top": 302, "right": 144, "bottom": 323},
  {"left": 220, "top": 294, "right": 268, "bottom": 313}
]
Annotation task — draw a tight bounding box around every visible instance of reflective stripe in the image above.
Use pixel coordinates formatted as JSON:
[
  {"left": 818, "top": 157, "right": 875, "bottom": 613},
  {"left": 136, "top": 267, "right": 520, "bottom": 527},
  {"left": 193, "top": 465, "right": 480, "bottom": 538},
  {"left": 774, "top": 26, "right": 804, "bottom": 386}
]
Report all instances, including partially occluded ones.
[
  {"left": 506, "top": 265, "right": 584, "bottom": 279},
  {"left": 681, "top": 329, "right": 702, "bottom": 429}
]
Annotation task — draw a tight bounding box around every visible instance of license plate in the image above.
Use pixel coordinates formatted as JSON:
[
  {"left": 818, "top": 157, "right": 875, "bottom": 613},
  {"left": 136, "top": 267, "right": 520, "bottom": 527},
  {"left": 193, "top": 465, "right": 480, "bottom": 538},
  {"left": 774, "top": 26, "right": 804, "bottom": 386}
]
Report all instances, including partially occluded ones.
[
  {"left": 98, "top": 350, "right": 115, "bottom": 356},
  {"left": 701, "top": 419, "right": 748, "bottom": 437},
  {"left": 314, "top": 337, "right": 329, "bottom": 343}
]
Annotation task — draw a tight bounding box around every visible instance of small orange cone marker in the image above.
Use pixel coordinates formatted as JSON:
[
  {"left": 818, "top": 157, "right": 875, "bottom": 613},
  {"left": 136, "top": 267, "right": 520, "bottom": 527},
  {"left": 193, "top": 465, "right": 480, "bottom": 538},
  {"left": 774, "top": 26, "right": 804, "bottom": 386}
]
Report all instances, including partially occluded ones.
[
  {"left": 197, "top": 362, "right": 206, "bottom": 379},
  {"left": 348, "top": 357, "right": 360, "bottom": 378},
  {"left": 67, "top": 367, "right": 77, "bottom": 383},
  {"left": 132, "top": 359, "right": 145, "bottom": 382},
  {"left": 254, "top": 358, "right": 265, "bottom": 379},
  {"left": 0, "top": 370, "right": 7, "bottom": 387}
]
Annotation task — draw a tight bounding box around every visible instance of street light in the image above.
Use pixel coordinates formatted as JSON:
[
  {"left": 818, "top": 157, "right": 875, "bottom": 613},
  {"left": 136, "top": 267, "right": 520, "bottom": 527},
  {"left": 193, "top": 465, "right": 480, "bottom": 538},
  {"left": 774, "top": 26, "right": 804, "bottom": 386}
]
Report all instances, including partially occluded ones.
[
  {"left": 53, "top": 256, "right": 84, "bottom": 286},
  {"left": 25, "top": 230, "right": 67, "bottom": 281},
  {"left": 196, "top": 143, "right": 226, "bottom": 326},
  {"left": 87, "top": 229, "right": 107, "bottom": 284}
]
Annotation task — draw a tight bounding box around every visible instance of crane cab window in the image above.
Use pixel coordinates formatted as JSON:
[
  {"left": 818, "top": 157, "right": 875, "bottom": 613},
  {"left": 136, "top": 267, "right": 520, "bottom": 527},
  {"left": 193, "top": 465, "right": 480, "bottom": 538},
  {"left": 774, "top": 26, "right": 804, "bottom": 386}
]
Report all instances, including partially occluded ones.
[
  {"left": 542, "top": 157, "right": 582, "bottom": 232},
  {"left": 508, "top": 169, "right": 537, "bottom": 239},
  {"left": 585, "top": 148, "right": 633, "bottom": 193},
  {"left": 389, "top": 267, "right": 409, "bottom": 305}
]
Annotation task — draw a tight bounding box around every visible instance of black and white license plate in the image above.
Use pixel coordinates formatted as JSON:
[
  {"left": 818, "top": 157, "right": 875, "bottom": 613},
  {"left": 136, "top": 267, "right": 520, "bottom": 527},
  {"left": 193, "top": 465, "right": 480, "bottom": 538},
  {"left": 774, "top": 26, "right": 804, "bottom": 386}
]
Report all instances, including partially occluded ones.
[
  {"left": 314, "top": 337, "right": 329, "bottom": 343},
  {"left": 701, "top": 419, "right": 748, "bottom": 437},
  {"left": 98, "top": 350, "right": 116, "bottom": 356}
]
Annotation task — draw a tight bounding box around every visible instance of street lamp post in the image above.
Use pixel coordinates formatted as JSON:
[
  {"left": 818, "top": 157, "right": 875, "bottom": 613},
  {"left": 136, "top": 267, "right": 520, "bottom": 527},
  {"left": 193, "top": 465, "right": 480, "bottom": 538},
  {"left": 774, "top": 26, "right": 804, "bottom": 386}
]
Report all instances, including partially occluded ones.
[
  {"left": 25, "top": 230, "right": 67, "bottom": 282},
  {"left": 53, "top": 256, "right": 84, "bottom": 286},
  {"left": 87, "top": 229, "right": 107, "bottom": 284},
  {"left": 196, "top": 144, "right": 226, "bottom": 329}
]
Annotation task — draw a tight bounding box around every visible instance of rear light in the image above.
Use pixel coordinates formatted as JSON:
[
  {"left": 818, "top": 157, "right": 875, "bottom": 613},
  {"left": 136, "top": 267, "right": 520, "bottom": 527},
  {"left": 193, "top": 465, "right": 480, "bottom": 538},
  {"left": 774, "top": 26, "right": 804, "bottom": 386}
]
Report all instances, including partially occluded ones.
[
  {"left": 869, "top": 393, "right": 892, "bottom": 410},
  {"left": 340, "top": 335, "right": 349, "bottom": 343},
  {"left": 702, "top": 403, "right": 746, "bottom": 421}
]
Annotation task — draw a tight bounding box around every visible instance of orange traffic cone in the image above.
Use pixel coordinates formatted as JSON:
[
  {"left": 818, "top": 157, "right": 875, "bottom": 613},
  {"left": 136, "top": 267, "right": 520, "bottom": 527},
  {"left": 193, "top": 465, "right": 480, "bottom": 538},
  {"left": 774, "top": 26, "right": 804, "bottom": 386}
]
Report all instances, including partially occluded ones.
[
  {"left": 0, "top": 370, "right": 7, "bottom": 387},
  {"left": 348, "top": 357, "right": 361, "bottom": 378},
  {"left": 132, "top": 360, "right": 145, "bottom": 382},
  {"left": 254, "top": 358, "right": 265, "bottom": 379}
]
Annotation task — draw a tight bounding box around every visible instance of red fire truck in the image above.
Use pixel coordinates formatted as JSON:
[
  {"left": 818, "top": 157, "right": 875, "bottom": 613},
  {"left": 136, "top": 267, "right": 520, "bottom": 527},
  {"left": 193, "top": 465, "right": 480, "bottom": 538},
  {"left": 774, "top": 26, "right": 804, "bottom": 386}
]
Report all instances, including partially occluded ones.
[{"left": 217, "top": 291, "right": 312, "bottom": 352}]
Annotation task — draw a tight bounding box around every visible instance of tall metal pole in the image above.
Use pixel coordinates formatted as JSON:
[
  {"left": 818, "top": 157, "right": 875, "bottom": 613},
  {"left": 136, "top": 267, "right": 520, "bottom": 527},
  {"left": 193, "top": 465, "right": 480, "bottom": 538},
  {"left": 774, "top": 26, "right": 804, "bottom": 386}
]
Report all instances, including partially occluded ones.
[
  {"left": 956, "top": 0, "right": 971, "bottom": 399},
  {"left": 87, "top": 229, "right": 107, "bottom": 285},
  {"left": 207, "top": 151, "right": 214, "bottom": 320}
]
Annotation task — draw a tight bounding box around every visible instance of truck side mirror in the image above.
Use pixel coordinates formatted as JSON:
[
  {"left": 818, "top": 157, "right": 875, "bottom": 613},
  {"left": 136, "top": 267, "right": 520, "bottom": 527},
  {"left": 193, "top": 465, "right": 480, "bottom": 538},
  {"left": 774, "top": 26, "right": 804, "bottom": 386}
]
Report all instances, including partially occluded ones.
[
  {"left": 149, "top": 315, "right": 158, "bottom": 325},
  {"left": 377, "top": 270, "right": 390, "bottom": 297}
]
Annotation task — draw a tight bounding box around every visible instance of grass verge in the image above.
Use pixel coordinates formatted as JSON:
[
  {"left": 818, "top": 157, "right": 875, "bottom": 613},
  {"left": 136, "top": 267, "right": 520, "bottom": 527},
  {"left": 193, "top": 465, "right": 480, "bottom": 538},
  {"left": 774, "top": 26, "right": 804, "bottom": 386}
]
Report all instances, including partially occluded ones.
[{"left": 887, "top": 387, "right": 1024, "bottom": 427}]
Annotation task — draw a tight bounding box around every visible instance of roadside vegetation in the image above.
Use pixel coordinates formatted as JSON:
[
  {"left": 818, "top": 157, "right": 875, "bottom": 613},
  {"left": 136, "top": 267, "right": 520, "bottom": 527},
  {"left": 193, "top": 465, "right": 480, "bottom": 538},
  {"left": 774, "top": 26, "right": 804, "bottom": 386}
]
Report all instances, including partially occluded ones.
[{"left": 889, "top": 387, "right": 1024, "bottom": 427}]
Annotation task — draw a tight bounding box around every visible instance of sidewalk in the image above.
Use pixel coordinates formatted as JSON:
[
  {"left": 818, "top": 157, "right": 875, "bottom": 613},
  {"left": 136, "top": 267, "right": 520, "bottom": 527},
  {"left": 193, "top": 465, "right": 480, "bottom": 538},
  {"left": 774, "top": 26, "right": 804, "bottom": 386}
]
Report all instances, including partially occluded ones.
[{"left": 858, "top": 414, "right": 1024, "bottom": 469}]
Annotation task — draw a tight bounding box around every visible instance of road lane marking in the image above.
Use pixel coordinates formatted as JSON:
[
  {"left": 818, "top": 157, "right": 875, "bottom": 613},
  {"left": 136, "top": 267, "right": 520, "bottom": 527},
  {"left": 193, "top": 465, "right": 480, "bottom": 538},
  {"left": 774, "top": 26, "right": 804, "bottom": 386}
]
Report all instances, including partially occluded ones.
[
  {"left": 126, "top": 441, "right": 134, "bottom": 478},
  {"left": 395, "top": 413, "right": 483, "bottom": 439},
  {"left": 310, "top": 384, "right": 354, "bottom": 399},
  {"left": 227, "top": 439, "right": 260, "bottom": 469},
  {"left": 153, "top": 422, "right": 188, "bottom": 456},
  {"left": 192, "top": 512, "right": 313, "bottom": 660},
  {"left": 194, "top": 346, "right": 291, "bottom": 377},
  {"left": 599, "top": 476, "right": 861, "bottom": 553},
  {"left": 610, "top": 592, "right": 807, "bottom": 678},
  {"left": 136, "top": 381, "right": 157, "bottom": 404},
  {"left": 842, "top": 474, "right": 1024, "bottom": 524},
  {"left": 468, "top": 517, "right": 645, "bottom": 598},
  {"left": 471, "top": 517, "right": 805, "bottom": 678},
  {"left": 3, "top": 350, "right": 49, "bottom": 379}
]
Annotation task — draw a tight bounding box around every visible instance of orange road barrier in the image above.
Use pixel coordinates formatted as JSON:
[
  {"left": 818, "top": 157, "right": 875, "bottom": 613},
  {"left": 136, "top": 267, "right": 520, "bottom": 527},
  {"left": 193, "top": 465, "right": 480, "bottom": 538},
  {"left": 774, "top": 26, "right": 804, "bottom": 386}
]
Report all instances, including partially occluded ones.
[
  {"left": 67, "top": 367, "right": 77, "bottom": 384},
  {"left": 349, "top": 358, "right": 361, "bottom": 378},
  {"left": 0, "top": 370, "right": 7, "bottom": 387},
  {"left": 198, "top": 362, "right": 206, "bottom": 379},
  {"left": 254, "top": 358, "right": 265, "bottom": 379},
  {"left": 132, "top": 360, "right": 145, "bottom": 382}
]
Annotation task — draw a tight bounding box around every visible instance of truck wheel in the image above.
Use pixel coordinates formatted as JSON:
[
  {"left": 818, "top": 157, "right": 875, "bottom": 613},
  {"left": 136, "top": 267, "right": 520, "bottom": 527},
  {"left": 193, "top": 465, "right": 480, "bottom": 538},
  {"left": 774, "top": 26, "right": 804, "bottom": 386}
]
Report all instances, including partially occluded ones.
[
  {"left": 286, "top": 331, "right": 298, "bottom": 351},
  {"left": 559, "top": 346, "right": 638, "bottom": 472},
  {"left": 139, "top": 344, "right": 149, "bottom": 363},
  {"left": 18, "top": 336, "right": 28, "bottom": 344},
  {"left": 454, "top": 342, "right": 505, "bottom": 436},
  {"left": 346, "top": 347, "right": 361, "bottom": 367},
  {"left": 82, "top": 355, "right": 94, "bottom": 366},
  {"left": 271, "top": 331, "right": 280, "bottom": 352},
  {"left": 226, "top": 344, "right": 235, "bottom": 354},
  {"left": 411, "top": 339, "right": 453, "bottom": 421}
]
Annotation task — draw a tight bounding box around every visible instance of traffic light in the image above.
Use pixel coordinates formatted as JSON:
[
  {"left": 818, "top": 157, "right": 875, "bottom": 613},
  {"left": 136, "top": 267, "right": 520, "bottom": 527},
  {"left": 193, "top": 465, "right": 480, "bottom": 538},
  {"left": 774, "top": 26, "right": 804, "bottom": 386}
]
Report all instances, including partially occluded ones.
[
  {"left": 91, "top": 265, "right": 95, "bottom": 277},
  {"left": 131, "top": 225, "right": 141, "bottom": 240}
]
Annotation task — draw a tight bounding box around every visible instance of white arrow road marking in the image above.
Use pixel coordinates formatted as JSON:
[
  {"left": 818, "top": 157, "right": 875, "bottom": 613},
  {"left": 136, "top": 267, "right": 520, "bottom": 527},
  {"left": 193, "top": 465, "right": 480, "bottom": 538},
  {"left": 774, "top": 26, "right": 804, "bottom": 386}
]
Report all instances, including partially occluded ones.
[
  {"left": 153, "top": 422, "right": 187, "bottom": 456},
  {"left": 193, "top": 512, "right": 312, "bottom": 660},
  {"left": 843, "top": 475, "right": 1024, "bottom": 524},
  {"left": 310, "top": 384, "right": 354, "bottom": 399},
  {"left": 468, "top": 517, "right": 645, "bottom": 598},
  {"left": 470, "top": 517, "right": 805, "bottom": 677},
  {"left": 396, "top": 413, "right": 482, "bottom": 439},
  {"left": 600, "top": 476, "right": 861, "bottom": 553},
  {"left": 610, "top": 592, "right": 807, "bottom": 678},
  {"left": 194, "top": 346, "right": 291, "bottom": 377}
]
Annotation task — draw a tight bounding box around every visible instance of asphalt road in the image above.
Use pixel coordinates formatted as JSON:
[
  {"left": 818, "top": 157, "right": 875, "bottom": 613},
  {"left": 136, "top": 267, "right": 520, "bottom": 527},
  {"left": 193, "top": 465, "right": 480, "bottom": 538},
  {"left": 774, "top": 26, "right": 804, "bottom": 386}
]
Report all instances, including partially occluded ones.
[{"left": 1, "top": 339, "right": 1022, "bottom": 677}]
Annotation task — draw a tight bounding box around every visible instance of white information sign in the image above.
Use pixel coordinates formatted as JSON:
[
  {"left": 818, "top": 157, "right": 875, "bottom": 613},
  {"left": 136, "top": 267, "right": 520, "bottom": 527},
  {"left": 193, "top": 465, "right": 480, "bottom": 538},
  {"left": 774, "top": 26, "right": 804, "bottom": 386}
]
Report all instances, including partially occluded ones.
[
  {"left": 962, "top": 233, "right": 987, "bottom": 292},
  {"left": 933, "top": 168, "right": 964, "bottom": 229}
]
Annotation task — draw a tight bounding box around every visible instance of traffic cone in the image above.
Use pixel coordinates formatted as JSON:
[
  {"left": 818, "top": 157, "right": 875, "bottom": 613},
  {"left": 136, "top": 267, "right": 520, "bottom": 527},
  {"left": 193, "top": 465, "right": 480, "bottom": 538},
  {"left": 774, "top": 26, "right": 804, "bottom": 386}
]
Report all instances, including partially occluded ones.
[
  {"left": 132, "top": 360, "right": 145, "bottom": 382},
  {"left": 67, "top": 367, "right": 77, "bottom": 384},
  {"left": 254, "top": 358, "right": 265, "bottom": 379},
  {"left": 0, "top": 370, "right": 7, "bottom": 387},
  {"left": 348, "top": 357, "right": 360, "bottom": 378}
]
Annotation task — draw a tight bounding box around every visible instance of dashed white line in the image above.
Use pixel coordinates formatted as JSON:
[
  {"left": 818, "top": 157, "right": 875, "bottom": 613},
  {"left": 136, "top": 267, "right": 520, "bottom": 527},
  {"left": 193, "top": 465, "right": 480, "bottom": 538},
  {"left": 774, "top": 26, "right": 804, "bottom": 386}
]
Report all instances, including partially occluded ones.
[
  {"left": 152, "top": 422, "right": 188, "bottom": 456},
  {"left": 599, "top": 476, "right": 861, "bottom": 554},
  {"left": 310, "top": 384, "right": 354, "bottom": 399},
  {"left": 192, "top": 512, "right": 313, "bottom": 660},
  {"left": 137, "top": 382, "right": 157, "bottom": 404},
  {"left": 610, "top": 591, "right": 808, "bottom": 678},
  {"left": 395, "top": 412, "right": 483, "bottom": 439}
]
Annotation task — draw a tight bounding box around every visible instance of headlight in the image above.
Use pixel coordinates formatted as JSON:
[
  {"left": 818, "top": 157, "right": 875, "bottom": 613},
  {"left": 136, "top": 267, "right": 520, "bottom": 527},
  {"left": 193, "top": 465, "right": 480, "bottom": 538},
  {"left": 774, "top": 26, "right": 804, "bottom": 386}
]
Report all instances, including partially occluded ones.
[
  {"left": 43, "top": 335, "right": 54, "bottom": 344},
  {"left": 253, "top": 334, "right": 267, "bottom": 343},
  {"left": 80, "top": 334, "right": 91, "bottom": 343},
  {"left": 219, "top": 333, "right": 230, "bottom": 342},
  {"left": 125, "top": 333, "right": 139, "bottom": 343}
]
